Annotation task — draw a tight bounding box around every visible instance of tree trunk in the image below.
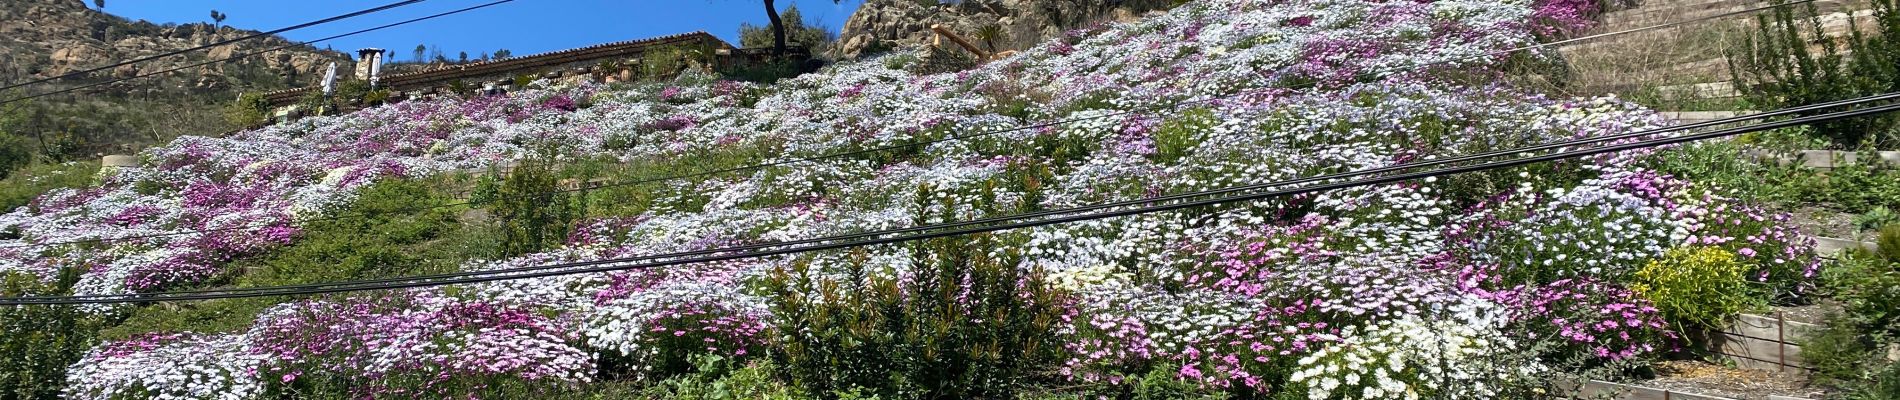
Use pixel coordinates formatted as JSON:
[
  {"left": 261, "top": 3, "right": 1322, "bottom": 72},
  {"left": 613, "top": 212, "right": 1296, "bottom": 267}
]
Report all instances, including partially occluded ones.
[{"left": 764, "top": 0, "right": 787, "bottom": 56}]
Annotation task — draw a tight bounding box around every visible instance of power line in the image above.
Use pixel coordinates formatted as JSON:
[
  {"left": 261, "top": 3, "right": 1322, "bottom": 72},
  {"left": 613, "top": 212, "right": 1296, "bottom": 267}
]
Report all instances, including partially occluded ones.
[
  {"left": 0, "top": 0, "right": 428, "bottom": 94},
  {"left": 0, "top": 0, "right": 1817, "bottom": 250},
  {"left": 0, "top": 0, "right": 519, "bottom": 107},
  {"left": 27, "top": 91, "right": 1897, "bottom": 302},
  {"left": 11, "top": 95, "right": 1897, "bottom": 305}
]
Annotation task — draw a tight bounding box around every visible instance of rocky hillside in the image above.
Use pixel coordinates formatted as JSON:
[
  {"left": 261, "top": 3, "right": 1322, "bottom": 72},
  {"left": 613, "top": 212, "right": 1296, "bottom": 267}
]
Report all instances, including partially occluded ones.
[
  {"left": 0, "top": 0, "right": 1845, "bottom": 398},
  {"left": 0, "top": 0, "right": 348, "bottom": 157},
  {"left": 833, "top": 0, "right": 1173, "bottom": 59}
]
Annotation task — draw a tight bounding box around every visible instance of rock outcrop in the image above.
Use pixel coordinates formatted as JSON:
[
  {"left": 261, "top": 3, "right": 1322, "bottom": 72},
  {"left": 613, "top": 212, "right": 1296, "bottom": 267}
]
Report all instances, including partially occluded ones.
[
  {"left": 833, "top": 0, "right": 1172, "bottom": 60},
  {"left": 0, "top": 0, "right": 346, "bottom": 87}
]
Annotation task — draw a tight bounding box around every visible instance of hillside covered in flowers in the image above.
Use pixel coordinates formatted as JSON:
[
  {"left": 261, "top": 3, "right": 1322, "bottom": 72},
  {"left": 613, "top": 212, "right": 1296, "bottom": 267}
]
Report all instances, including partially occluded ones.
[{"left": 0, "top": 0, "right": 1828, "bottom": 398}]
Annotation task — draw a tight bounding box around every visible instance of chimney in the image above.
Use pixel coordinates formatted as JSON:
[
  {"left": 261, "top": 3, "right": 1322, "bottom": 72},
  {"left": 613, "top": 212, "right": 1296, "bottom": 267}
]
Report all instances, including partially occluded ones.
[{"left": 354, "top": 48, "right": 385, "bottom": 86}]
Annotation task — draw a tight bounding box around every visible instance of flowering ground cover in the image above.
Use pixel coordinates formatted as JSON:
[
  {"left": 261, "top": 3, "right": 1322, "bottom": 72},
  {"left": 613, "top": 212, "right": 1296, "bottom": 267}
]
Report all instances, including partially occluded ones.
[{"left": 0, "top": 0, "right": 1831, "bottom": 398}]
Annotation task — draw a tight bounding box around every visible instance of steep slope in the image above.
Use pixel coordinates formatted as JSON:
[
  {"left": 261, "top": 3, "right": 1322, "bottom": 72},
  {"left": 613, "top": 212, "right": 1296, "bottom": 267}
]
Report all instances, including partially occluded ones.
[
  {"left": 0, "top": 0, "right": 348, "bottom": 157},
  {"left": 0, "top": 0, "right": 1829, "bottom": 398}
]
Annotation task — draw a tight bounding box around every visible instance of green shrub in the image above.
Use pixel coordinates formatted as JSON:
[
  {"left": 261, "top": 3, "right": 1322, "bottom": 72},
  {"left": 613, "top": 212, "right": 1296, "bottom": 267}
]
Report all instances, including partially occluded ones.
[
  {"left": 221, "top": 92, "right": 272, "bottom": 128},
  {"left": 1858, "top": 207, "right": 1900, "bottom": 231},
  {"left": 1803, "top": 318, "right": 1882, "bottom": 384},
  {"left": 1853, "top": 361, "right": 1900, "bottom": 400},
  {"left": 475, "top": 147, "right": 585, "bottom": 257},
  {"left": 0, "top": 269, "right": 100, "bottom": 400},
  {"left": 765, "top": 190, "right": 1072, "bottom": 399},
  {"left": 635, "top": 355, "right": 810, "bottom": 400},
  {"left": 720, "top": 60, "right": 815, "bottom": 84},
  {"left": 1151, "top": 108, "right": 1215, "bottom": 164},
  {"left": 1729, "top": 0, "right": 1900, "bottom": 149},
  {"left": 1631, "top": 247, "right": 1763, "bottom": 330},
  {"left": 1879, "top": 224, "right": 1900, "bottom": 263}
]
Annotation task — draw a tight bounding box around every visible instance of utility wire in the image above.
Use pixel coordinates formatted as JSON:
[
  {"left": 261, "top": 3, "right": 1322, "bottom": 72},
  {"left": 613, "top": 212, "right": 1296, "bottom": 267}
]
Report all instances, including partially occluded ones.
[
  {"left": 0, "top": 0, "right": 518, "bottom": 107},
  {"left": 0, "top": 0, "right": 1817, "bottom": 250},
  {"left": 0, "top": 0, "right": 426, "bottom": 93},
  {"left": 28, "top": 91, "right": 1898, "bottom": 301},
  {"left": 12, "top": 95, "right": 1898, "bottom": 305}
]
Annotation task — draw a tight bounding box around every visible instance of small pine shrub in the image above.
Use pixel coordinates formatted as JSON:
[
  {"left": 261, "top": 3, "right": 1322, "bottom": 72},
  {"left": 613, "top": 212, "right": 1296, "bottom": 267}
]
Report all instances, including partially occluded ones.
[
  {"left": 1801, "top": 319, "right": 1880, "bottom": 384},
  {"left": 1631, "top": 247, "right": 1763, "bottom": 330},
  {"left": 1729, "top": 0, "right": 1900, "bottom": 149},
  {"left": 1151, "top": 108, "right": 1216, "bottom": 164},
  {"left": 765, "top": 189, "right": 1072, "bottom": 399},
  {"left": 1878, "top": 224, "right": 1900, "bottom": 263},
  {"left": 476, "top": 146, "right": 585, "bottom": 257}
]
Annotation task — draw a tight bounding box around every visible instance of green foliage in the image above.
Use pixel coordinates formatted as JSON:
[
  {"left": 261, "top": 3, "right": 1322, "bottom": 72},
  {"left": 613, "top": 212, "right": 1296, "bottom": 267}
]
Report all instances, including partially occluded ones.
[
  {"left": 1729, "top": 0, "right": 1900, "bottom": 149},
  {"left": 1803, "top": 318, "right": 1881, "bottom": 384},
  {"left": 474, "top": 147, "right": 585, "bottom": 258},
  {"left": 0, "top": 132, "right": 36, "bottom": 180},
  {"left": 0, "top": 161, "right": 98, "bottom": 212},
  {"left": 1646, "top": 141, "right": 1900, "bottom": 213},
  {"left": 643, "top": 44, "right": 715, "bottom": 80},
  {"left": 514, "top": 73, "right": 537, "bottom": 90},
  {"left": 739, "top": 5, "right": 837, "bottom": 54},
  {"left": 1631, "top": 247, "right": 1763, "bottom": 330},
  {"left": 765, "top": 191, "right": 1071, "bottom": 399},
  {"left": 222, "top": 92, "right": 271, "bottom": 128},
  {"left": 296, "top": 90, "right": 331, "bottom": 117},
  {"left": 720, "top": 60, "right": 815, "bottom": 84},
  {"left": 1810, "top": 233, "right": 1900, "bottom": 394},
  {"left": 974, "top": 24, "right": 1006, "bottom": 52},
  {"left": 634, "top": 355, "right": 811, "bottom": 400},
  {"left": 1857, "top": 207, "right": 1900, "bottom": 231},
  {"left": 1879, "top": 224, "right": 1900, "bottom": 263},
  {"left": 882, "top": 54, "right": 919, "bottom": 71},
  {"left": 1852, "top": 361, "right": 1900, "bottom": 400},
  {"left": 1151, "top": 108, "right": 1216, "bottom": 164},
  {"left": 0, "top": 270, "right": 101, "bottom": 400}
]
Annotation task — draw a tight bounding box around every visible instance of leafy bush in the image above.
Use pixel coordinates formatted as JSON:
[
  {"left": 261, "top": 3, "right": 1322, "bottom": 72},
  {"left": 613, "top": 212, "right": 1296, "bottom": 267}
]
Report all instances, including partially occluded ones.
[
  {"left": 0, "top": 132, "right": 34, "bottom": 179},
  {"left": 1853, "top": 361, "right": 1900, "bottom": 400},
  {"left": 765, "top": 202, "right": 1072, "bottom": 399},
  {"left": 1829, "top": 234, "right": 1900, "bottom": 339},
  {"left": 1802, "top": 319, "right": 1881, "bottom": 384},
  {"left": 634, "top": 355, "right": 809, "bottom": 400},
  {"left": 1151, "top": 108, "right": 1216, "bottom": 164},
  {"left": 1729, "top": 0, "right": 1900, "bottom": 148},
  {"left": 1811, "top": 234, "right": 1900, "bottom": 395},
  {"left": 475, "top": 147, "right": 585, "bottom": 257},
  {"left": 0, "top": 270, "right": 99, "bottom": 400},
  {"left": 1858, "top": 207, "right": 1900, "bottom": 231},
  {"left": 221, "top": 93, "right": 272, "bottom": 128},
  {"left": 1879, "top": 224, "right": 1900, "bottom": 263},
  {"left": 738, "top": 4, "right": 836, "bottom": 55},
  {"left": 1630, "top": 247, "right": 1762, "bottom": 330}
]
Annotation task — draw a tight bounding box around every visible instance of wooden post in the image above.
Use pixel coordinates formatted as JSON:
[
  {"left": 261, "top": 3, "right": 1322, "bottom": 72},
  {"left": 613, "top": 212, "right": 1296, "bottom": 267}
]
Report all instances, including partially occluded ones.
[
  {"left": 930, "top": 24, "right": 990, "bottom": 59},
  {"left": 1776, "top": 311, "right": 1787, "bottom": 372}
]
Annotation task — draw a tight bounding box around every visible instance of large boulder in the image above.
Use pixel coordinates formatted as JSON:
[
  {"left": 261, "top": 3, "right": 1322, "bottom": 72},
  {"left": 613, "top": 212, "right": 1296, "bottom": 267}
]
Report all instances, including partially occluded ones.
[{"left": 833, "top": 0, "right": 1170, "bottom": 60}]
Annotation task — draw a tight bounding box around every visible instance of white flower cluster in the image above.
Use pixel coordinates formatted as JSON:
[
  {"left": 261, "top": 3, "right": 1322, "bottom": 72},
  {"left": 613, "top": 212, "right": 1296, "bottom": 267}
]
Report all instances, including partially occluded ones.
[
  {"left": 65, "top": 334, "right": 266, "bottom": 400},
  {"left": 1290, "top": 302, "right": 1540, "bottom": 399}
]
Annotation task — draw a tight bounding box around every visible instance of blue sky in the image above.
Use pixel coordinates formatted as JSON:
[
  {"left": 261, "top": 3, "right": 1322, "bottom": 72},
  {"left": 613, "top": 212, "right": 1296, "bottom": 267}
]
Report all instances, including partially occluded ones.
[{"left": 97, "top": 0, "right": 864, "bottom": 61}]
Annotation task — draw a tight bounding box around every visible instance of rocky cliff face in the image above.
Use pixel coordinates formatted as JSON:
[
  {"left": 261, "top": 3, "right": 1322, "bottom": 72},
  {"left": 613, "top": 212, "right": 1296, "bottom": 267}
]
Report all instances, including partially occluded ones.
[
  {"left": 0, "top": 0, "right": 352, "bottom": 158},
  {"left": 833, "top": 0, "right": 1173, "bottom": 59},
  {"left": 0, "top": 0, "right": 347, "bottom": 94}
]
